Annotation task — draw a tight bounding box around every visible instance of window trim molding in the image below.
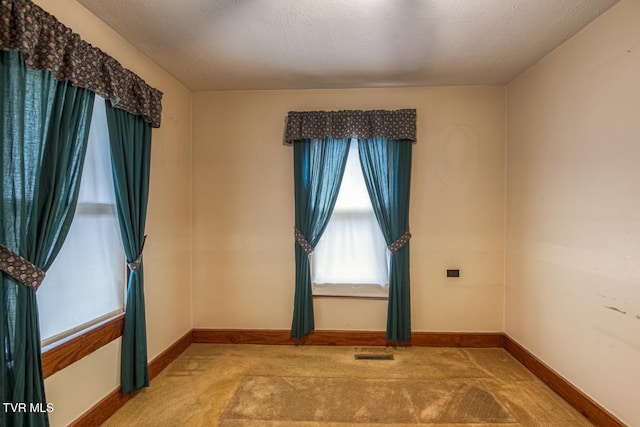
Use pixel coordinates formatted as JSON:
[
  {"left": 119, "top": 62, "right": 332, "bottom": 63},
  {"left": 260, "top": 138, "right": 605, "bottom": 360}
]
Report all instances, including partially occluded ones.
[
  {"left": 42, "top": 313, "right": 124, "bottom": 378},
  {"left": 312, "top": 283, "right": 389, "bottom": 299},
  {"left": 41, "top": 309, "right": 124, "bottom": 348}
]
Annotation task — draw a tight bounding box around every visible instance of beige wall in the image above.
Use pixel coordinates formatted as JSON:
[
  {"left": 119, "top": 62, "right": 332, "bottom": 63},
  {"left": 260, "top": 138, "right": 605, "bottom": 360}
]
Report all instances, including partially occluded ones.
[
  {"left": 33, "top": 1, "right": 193, "bottom": 426},
  {"left": 192, "top": 86, "right": 505, "bottom": 333},
  {"left": 506, "top": 0, "right": 640, "bottom": 425}
]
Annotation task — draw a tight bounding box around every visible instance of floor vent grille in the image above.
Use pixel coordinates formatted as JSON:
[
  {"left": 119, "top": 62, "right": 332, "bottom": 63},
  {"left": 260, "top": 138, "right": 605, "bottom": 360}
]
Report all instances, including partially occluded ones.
[{"left": 354, "top": 354, "right": 394, "bottom": 360}]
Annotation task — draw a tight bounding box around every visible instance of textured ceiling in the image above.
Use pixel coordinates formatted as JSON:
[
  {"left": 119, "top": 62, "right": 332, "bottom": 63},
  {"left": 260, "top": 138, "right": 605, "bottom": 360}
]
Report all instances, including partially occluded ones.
[{"left": 77, "top": 0, "right": 619, "bottom": 91}]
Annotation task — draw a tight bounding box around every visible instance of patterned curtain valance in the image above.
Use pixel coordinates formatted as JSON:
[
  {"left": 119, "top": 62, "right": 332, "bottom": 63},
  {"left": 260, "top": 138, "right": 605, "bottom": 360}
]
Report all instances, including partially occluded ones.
[
  {"left": 285, "top": 109, "right": 416, "bottom": 145},
  {"left": 0, "top": 0, "right": 163, "bottom": 128}
]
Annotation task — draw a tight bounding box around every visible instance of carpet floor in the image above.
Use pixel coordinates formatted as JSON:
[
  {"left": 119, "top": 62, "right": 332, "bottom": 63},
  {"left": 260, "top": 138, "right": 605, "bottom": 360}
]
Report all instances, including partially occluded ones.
[{"left": 102, "top": 344, "right": 592, "bottom": 426}]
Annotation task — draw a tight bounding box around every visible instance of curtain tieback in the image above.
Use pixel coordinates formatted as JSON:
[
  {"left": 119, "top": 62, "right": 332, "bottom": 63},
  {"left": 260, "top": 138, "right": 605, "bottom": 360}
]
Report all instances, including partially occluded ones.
[
  {"left": 127, "top": 236, "right": 147, "bottom": 271},
  {"left": 0, "top": 243, "right": 46, "bottom": 290},
  {"left": 294, "top": 228, "right": 314, "bottom": 254},
  {"left": 388, "top": 231, "right": 411, "bottom": 253}
]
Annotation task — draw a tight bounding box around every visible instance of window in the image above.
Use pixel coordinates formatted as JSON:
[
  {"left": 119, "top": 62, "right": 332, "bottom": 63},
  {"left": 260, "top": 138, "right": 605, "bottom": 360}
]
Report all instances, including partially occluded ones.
[
  {"left": 37, "top": 96, "right": 125, "bottom": 345},
  {"left": 311, "top": 140, "right": 389, "bottom": 298}
]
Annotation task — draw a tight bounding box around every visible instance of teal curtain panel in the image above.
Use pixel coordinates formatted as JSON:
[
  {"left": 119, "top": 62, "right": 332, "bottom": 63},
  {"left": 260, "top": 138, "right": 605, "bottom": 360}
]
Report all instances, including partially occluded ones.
[
  {"left": 105, "top": 102, "right": 152, "bottom": 394},
  {"left": 1, "top": 50, "right": 95, "bottom": 427},
  {"left": 358, "top": 137, "right": 413, "bottom": 342},
  {"left": 291, "top": 138, "right": 351, "bottom": 338}
]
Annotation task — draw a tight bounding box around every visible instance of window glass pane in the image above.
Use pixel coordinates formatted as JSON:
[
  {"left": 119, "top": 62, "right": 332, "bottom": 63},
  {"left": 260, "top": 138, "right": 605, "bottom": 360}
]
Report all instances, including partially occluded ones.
[
  {"left": 312, "top": 140, "right": 388, "bottom": 288},
  {"left": 37, "top": 96, "right": 125, "bottom": 344},
  {"left": 333, "top": 141, "right": 372, "bottom": 212},
  {"left": 76, "top": 96, "right": 115, "bottom": 204}
]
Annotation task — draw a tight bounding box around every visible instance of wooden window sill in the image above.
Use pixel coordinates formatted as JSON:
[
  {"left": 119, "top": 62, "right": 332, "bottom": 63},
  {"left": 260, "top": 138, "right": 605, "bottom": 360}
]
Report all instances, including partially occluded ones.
[{"left": 42, "top": 313, "right": 125, "bottom": 378}]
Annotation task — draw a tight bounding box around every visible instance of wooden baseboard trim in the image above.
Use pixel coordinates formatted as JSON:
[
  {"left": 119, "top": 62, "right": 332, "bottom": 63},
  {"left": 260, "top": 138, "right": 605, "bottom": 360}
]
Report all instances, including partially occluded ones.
[
  {"left": 503, "top": 334, "right": 624, "bottom": 427},
  {"left": 192, "top": 328, "right": 294, "bottom": 345},
  {"left": 192, "top": 329, "right": 504, "bottom": 347},
  {"left": 149, "top": 331, "right": 193, "bottom": 379},
  {"left": 68, "top": 387, "right": 132, "bottom": 427},
  {"left": 69, "top": 330, "right": 193, "bottom": 427},
  {"left": 192, "top": 328, "right": 392, "bottom": 346},
  {"left": 412, "top": 332, "right": 504, "bottom": 347}
]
